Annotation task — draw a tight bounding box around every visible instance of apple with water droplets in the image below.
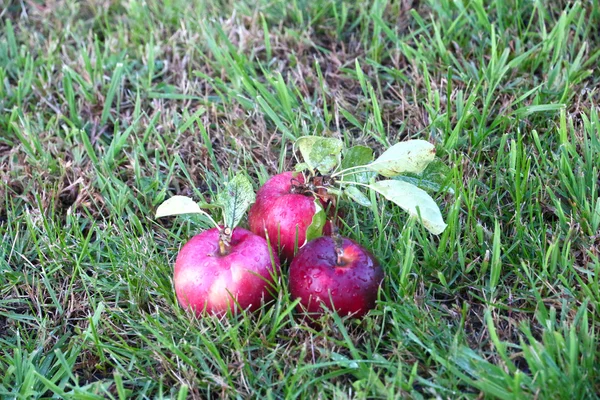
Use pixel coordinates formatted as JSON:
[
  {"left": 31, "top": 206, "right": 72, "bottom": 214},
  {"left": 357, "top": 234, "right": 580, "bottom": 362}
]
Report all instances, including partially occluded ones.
[
  {"left": 249, "top": 171, "right": 333, "bottom": 260},
  {"left": 289, "top": 235, "right": 384, "bottom": 318},
  {"left": 174, "top": 227, "right": 280, "bottom": 316}
]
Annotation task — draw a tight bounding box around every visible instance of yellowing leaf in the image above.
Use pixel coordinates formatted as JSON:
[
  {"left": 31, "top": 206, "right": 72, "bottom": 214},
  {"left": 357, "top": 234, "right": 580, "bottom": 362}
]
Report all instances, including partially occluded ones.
[
  {"left": 368, "top": 140, "right": 436, "bottom": 177},
  {"left": 370, "top": 180, "right": 447, "bottom": 234},
  {"left": 295, "top": 136, "right": 343, "bottom": 174},
  {"left": 156, "top": 196, "right": 203, "bottom": 218}
]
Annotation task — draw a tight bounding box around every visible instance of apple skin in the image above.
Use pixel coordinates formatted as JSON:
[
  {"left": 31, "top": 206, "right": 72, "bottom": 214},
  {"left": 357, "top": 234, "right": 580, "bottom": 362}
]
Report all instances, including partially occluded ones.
[
  {"left": 248, "top": 171, "right": 332, "bottom": 261},
  {"left": 288, "top": 236, "right": 384, "bottom": 318},
  {"left": 173, "top": 227, "right": 280, "bottom": 316}
]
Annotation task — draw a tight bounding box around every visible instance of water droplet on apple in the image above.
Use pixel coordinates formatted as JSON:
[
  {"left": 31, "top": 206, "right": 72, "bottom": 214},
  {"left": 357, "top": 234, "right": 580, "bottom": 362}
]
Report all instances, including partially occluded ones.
[{"left": 331, "top": 289, "right": 338, "bottom": 296}]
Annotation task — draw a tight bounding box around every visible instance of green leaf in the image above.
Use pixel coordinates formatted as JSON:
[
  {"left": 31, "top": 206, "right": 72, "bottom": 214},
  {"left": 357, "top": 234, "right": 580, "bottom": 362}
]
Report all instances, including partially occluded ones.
[
  {"left": 326, "top": 187, "right": 343, "bottom": 197},
  {"left": 344, "top": 186, "right": 372, "bottom": 207},
  {"left": 341, "top": 145, "right": 376, "bottom": 183},
  {"left": 395, "top": 159, "right": 454, "bottom": 194},
  {"left": 156, "top": 195, "right": 204, "bottom": 218},
  {"left": 197, "top": 201, "right": 222, "bottom": 209},
  {"left": 367, "top": 140, "right": 436, "bottom": 177},
  {"left": 341, "top": 145, "right": 374, "bottom": 169},
  {"left": 216, "top": 174, "right": 256, "bottom": 230},
  {"left": 304, "top": 200, "right": 326, "bottom": 243},
  {"left": 295, "top": 136, "right": 343, "bottom": 174},
  {"left": 295, "top": 162, "right": 310, "bottom": 172},
  {"left": 395, "top": 175, "right": 454, "bottom": 194},
  {"left": 370, "top": 180, "right": 447, "bottom": 234}
]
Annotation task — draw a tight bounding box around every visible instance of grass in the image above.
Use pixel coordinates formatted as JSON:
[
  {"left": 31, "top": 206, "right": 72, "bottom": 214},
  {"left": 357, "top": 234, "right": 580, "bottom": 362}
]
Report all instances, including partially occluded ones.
[{"left": 1, "top": 0, "right": 600, "bottom": 398}]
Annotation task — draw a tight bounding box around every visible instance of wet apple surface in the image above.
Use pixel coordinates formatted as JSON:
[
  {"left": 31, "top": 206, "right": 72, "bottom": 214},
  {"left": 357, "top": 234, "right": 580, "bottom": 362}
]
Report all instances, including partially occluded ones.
[
  {"left": 249, "top": 171, "right": 332, "bottom": 260},
  {"left": 174, "top": 227, "right": 279, "bottom": 315},
  {"left": 288, "top": 236, "right": 384, "bottom": 318}
]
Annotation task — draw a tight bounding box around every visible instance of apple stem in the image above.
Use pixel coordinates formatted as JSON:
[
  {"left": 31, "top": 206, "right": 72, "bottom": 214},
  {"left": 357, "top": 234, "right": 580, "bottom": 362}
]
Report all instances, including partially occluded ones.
[
  {"left": 218, "top": 227, "right": 232, "bottom": 256},
  {"left": 332, "top": 226, "right": 344, "bottom": 266},
  {"left": 336, "top": 247, "right": 344, "bottom": 266}
]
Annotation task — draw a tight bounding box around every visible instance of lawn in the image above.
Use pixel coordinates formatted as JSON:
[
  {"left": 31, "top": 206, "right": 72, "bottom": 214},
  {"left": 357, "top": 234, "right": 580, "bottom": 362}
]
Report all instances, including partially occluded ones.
[{"left": 1, "top": 0, "right": 600, "bottom": 398}]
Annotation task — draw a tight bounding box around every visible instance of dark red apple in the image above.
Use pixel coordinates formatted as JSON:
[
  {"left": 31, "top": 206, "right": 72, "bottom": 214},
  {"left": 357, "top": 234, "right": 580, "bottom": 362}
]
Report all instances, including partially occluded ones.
[
  {"left": 248, "top": 172, "right": 333, "bottom": 261},
  {"left": 174, "top": 227, "right": 280, "bottom": 316},
  {"left": 289, "top": 236, "right": 384, "bottom": 318}
]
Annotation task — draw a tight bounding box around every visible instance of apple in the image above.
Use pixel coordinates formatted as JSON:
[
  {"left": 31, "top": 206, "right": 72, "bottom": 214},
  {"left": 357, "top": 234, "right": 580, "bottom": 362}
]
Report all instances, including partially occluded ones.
[
  {"left": 174, "top": 227, "right": 280, "bottom": 315},
  {"left": 288, "top": 235, "right": 384, "bottom": 318},
  {"left": 248, "top": 171, "right": 333, "bottom": 260}
]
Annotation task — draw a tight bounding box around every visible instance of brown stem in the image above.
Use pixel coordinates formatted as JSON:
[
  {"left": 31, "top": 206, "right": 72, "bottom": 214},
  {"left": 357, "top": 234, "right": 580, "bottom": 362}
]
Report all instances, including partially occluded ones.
[
  {"left": 332, "top": 226, "right": 344, "bottom": 266},
  {"left": 218, "top": 227, "right": 232, "bottom": 256}
]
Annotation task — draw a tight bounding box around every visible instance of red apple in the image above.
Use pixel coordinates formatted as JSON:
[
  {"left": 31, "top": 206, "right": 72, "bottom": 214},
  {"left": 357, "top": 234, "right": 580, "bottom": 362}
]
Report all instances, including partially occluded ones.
[
  {"left": 289, "top": 236, "right": 384, "bottom": 318},
  {"left": 248, "top": 172, "right": 333, "bottom": 260},
  {"left": 174, "top": 227, "right": 280, "bottom": 316}
]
